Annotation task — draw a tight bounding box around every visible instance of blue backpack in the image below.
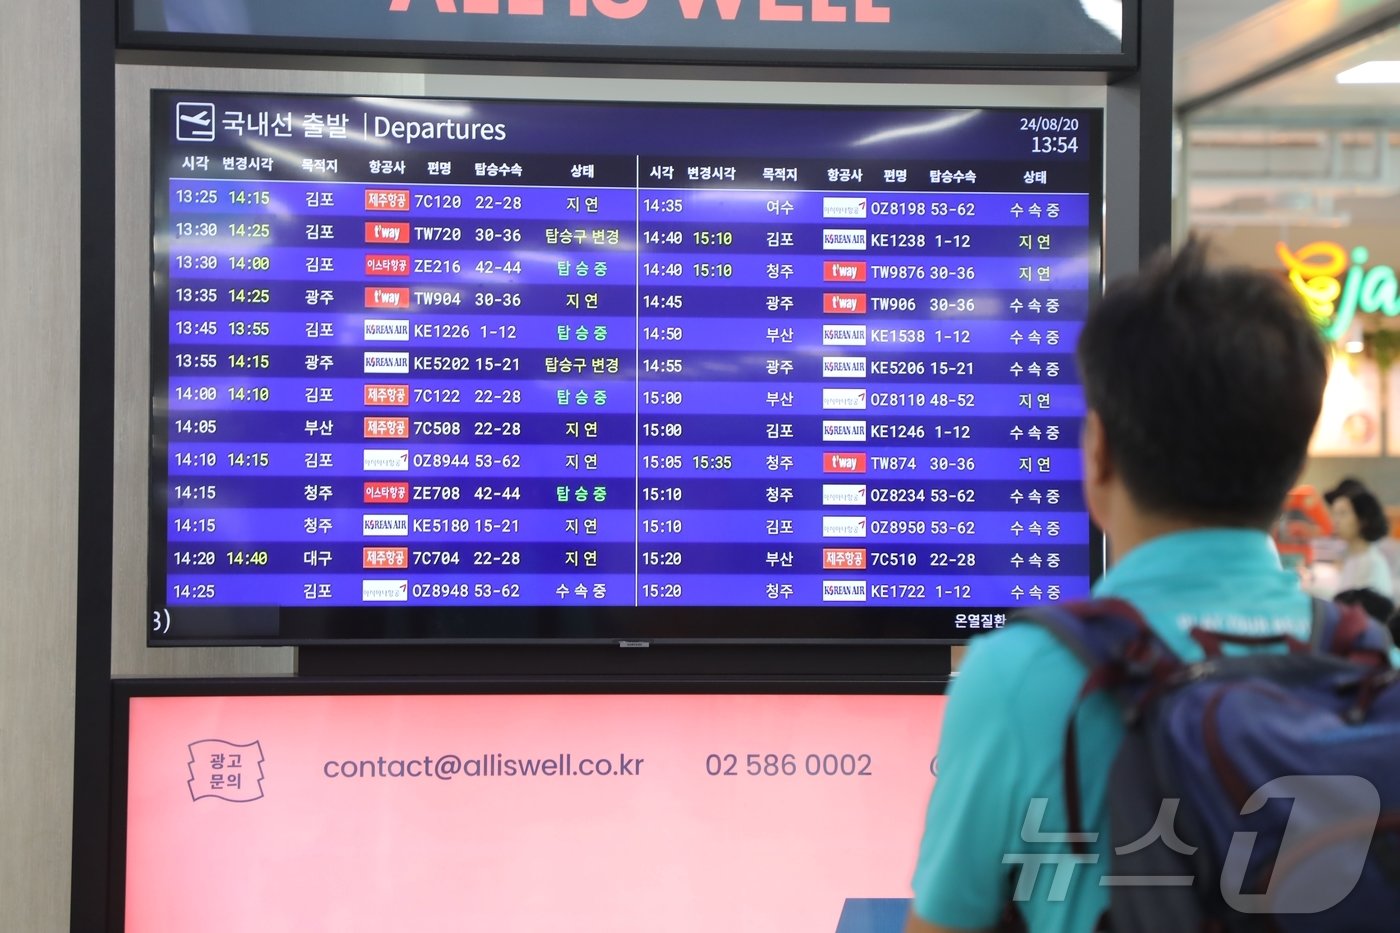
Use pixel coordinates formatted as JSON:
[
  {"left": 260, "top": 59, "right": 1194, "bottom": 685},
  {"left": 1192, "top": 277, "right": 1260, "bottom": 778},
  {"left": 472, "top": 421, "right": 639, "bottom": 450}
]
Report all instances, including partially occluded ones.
[{"left": 1011, "top": 598, "right": 1400, "bottom": 932}]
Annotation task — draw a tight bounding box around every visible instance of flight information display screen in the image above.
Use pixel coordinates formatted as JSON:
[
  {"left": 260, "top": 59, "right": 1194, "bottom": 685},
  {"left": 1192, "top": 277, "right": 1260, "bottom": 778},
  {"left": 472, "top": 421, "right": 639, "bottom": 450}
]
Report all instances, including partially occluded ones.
[{"left": 148, "top": 91, "right": 1101, "bottom": 644}]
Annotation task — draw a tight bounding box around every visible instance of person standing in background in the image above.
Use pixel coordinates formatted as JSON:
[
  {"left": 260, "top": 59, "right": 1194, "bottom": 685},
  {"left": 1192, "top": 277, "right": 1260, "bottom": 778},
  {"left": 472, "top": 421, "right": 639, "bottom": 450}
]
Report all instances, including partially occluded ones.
[{"left": 1326, "top": 480, "right": 1394, "bottom": 600}]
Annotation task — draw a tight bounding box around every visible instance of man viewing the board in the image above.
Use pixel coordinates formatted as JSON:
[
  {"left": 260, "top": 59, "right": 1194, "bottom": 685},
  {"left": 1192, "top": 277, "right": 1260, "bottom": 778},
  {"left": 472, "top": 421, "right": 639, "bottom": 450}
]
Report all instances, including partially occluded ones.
[{"left": 904, "top": 237, "right": 1398, "bottom": 932}]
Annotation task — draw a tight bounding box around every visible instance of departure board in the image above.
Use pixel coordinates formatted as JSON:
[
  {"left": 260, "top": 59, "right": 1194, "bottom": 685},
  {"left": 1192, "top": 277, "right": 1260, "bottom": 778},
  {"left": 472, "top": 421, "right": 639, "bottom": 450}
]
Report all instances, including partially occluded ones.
[{"left": 149, "top": 91, "right": 1101, "bottom": 644}]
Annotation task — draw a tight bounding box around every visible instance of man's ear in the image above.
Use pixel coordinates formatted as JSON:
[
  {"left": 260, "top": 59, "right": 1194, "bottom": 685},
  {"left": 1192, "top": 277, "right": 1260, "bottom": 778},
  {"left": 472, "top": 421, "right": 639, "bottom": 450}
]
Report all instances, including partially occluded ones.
[{"left": 1082, "top": 410, "right": 1113, "bottom": 487}]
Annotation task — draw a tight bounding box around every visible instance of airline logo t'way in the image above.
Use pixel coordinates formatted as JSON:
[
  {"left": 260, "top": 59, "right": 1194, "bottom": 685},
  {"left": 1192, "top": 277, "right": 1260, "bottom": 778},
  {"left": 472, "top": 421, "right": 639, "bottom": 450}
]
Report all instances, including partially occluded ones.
[
  {"left": 823, "top": 356, "right": 866, "bottom": 378},
  {"left": 365, "top": 287, "right": 410, "bottom": 309},
  {"left": 824, "top": 261, "right": 867, "bottom": 283},
  {"left": 362, "top": 514, "right": 409, "bottom": 537},
  {"left": 365, "top": 222, "right": 410, "bottom": 244},
  {"left": 362, "top": 579, "right": 409, "bottom": 602},
  {"left": 363, "top": 449, "right": 410, "bottom": 472},
  {"left": 364, "top": 319, "right": 410, "bottom": 341},
  {"left": 823, "top": 197, "right": 868, "bottom": 219},
  {"left": 823, "top": 549, "right": 868, "bottom": 571},
  {"left": 822, "top": 484, "right": 868, "bottom": 507},
  {"left": 822, "top": 420, "right": 867, "bottom": 442},
  {"left": 364, "top": 352, "right": 410, "bottom": 374},
  {"left": 822, "top": 516, "right": 867, "bottom": 539},
  {"left": 823, "top": 292, "right": 867, "bottom": 314},
  {"left": 823, "top": 324, "right": 867, "bottom": 346},
  {"left": 824, "top": 452, "right": 868, "bottom": 474},
  {"left": 821, "top": 580, "right": 868, "bottom": 603},
  {"left": 822, "top": 229, "right": 867, "bottom": 251},
  {"left": 823, "top": 388, "right": 867, "bottom": 411}
]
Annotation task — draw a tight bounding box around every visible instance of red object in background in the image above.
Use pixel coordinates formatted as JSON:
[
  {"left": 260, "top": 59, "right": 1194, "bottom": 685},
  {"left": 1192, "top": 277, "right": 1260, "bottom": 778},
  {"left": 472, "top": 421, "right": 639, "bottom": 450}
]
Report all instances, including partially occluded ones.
[{"left": 1276, "top": 484, "right": 1333, "bottom": 566}]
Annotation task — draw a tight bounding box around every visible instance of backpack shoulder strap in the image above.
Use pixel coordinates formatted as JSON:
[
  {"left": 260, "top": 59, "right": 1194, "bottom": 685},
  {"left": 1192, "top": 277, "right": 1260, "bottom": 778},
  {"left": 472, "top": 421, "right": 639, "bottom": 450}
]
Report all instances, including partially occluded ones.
[{"left": 1009, "top": 598, "right": 1183, "bottom": 856}]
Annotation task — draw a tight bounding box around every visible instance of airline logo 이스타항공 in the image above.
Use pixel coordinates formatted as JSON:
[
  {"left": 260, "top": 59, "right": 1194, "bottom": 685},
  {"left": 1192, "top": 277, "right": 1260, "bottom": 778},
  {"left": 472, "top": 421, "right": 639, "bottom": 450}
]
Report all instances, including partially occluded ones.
[
  {"left": 821, "top": 580, "right": 868, "bottom": 603},
  {"left": 362, "top": 579, "right": 409, "bottom": 602},
  {"left": 823, "top": 452, "right": 868, "bottom": 474},
  {"left": 364, "top": 352, "right": 410, "bottom": 374},
  {"left": 823, "top": 261, "right": 867, "bottom": 283},
  {"left": 822, "top": 197, "right": 868, "bottom": 219},
  {"left": 822, "top": 516, "right": 868, "bottom": 538},
  {"left": 362, "top": 514, "right": 409, "bottom": 537},
  {"left": 363, "top": 482, "right": 409, "bottom": 503},
  {"left": 364, "top": 319, "right": 410, "bottom": 341},
  {"left": 362, "top": 449, "right": 410, "bottom": 472},
  {"left": 822, "top": 420, "right": 867, "bottom": 442},
  {"left": 823, "top": 356, "right": 867, "bottom": 378},
  {"left": 822, "top": 229, "right": 867, "bottom": 251},
  {"left": 822, "top": 484, "right": 868, "bottom": 507},
  {"left": 823, "top": 324, "right": 867, "bottom": 346},
  {"left": 823, "top": 388, "right": 867, "bottom": 411}
]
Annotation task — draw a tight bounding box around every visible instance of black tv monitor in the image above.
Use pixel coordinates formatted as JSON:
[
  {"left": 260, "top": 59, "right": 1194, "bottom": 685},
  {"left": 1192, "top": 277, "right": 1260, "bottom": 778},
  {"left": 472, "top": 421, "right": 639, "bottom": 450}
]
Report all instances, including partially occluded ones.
[
  {"left": 148, "top": 90, "right": 1102, "bottom": 644},
  {"left": 110, "top": 679, "right": 947, "bottom": 932}
]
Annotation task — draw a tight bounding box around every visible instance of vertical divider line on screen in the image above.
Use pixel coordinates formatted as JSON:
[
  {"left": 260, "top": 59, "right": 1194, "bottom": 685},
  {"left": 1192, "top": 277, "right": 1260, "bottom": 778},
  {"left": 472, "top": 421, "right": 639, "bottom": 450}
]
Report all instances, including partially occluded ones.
[{"left": 634, "top": 154, "right": 641, "bottom": 606}]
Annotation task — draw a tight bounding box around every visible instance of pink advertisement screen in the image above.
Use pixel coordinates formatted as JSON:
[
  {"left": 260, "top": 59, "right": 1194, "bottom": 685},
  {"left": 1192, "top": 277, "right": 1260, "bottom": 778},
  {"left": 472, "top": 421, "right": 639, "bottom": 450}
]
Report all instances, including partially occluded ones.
[{"left": 124, "top": 692, "right": 944, "bottom": 932}]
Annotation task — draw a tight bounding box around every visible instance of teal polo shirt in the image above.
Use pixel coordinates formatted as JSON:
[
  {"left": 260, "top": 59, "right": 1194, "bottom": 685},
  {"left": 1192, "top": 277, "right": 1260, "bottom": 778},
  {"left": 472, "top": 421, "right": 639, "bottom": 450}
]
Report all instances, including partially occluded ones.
[{"left": 910, "top": 529, "right": 1313, "bottom": 933}]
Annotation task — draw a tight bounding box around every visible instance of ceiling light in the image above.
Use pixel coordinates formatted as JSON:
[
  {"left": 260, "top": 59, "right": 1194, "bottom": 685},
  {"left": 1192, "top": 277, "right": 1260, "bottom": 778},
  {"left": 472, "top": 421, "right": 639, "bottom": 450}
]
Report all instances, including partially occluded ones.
[{"left": 1336, "top": 61, "right": 1400, "bottom": 84}]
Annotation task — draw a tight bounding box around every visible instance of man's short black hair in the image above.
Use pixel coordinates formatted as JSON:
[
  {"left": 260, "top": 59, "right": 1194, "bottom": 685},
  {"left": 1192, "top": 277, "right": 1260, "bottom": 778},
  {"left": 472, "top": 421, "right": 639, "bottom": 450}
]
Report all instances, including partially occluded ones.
[{"left": 1077, "top": 236, "right": 1329, "bottom": 527}]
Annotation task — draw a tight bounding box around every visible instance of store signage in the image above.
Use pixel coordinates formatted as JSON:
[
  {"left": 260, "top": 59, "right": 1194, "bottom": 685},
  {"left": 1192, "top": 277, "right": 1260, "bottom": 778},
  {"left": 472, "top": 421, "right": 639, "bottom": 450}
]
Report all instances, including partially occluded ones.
[
  {"left": 1277, "top": 241, "right": 1400, "bottom": 341},
  {"left": 124, "top": 0, "right": 1129, "bottom": 63}
]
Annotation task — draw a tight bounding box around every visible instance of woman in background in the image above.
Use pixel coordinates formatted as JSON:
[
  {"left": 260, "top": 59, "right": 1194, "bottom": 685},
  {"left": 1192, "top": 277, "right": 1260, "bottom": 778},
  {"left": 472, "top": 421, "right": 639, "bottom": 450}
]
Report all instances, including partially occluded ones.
[{"left": 1326, "top": 480, "right": 1395, "bottom": 600}]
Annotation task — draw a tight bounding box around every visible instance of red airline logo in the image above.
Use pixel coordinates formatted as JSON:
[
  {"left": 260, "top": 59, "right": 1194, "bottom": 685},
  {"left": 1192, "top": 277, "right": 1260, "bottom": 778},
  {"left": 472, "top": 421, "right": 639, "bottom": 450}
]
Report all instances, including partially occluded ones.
[
  {"left": 365, "top": 222, "right": 410, "bottom": 244},
  {"left": 364, "top": 417, "right": 410, "bottom": 439},
  {"left": 823, "top": 261, "right": 867, "bottom": 283},
  {"left": 364, "top": 189, "right": 410, "bottom": 211},
  {"left": 364, "top": 384, "right": 410, "bottom": 406},
  {"left": 363, "top": 482, "right": 409, "bottom": 504},
  {"left": 823, "top": 293, "right": 867, "bottom": 314},
  {"left": 365, "top": 287, "right": 410, "bottom": 309},
  {"left": 823, "top": 452, "right": 867, "bottom": 474},
  {"left": 362, "top": 546, "right": 409, "bottom": 569},
  {"left": 365, "top": 255, "right": 410, "bottom": 276},
  {"left": 823, "top": 548, "right": 868, "bottom": 570}
]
